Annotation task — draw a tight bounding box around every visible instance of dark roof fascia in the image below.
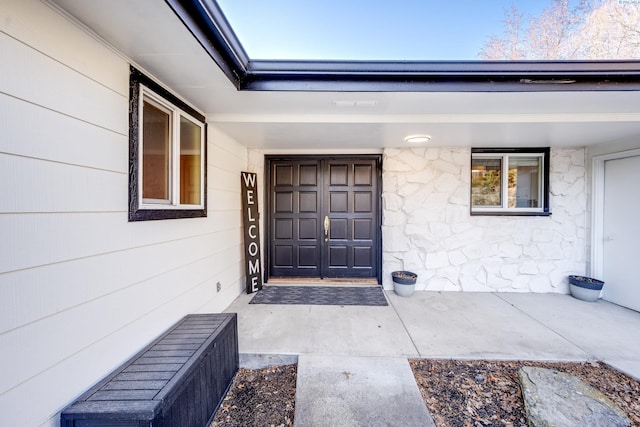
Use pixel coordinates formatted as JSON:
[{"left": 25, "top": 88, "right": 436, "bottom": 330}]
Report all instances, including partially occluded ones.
[
  {"left": 166, "top": 0, "right": 640, "bottom": 92},
  {"left": 241, "top": 70, "right": 640, "bottom": 92},
  {"left": 165, "top": 0, "right": 249, "bottom": 88},
  {"left": 249, "top": 60, "right": 640, "bottom": 74}
]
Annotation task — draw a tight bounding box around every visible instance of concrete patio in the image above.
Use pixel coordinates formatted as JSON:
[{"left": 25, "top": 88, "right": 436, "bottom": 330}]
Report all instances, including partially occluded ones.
[{"left": 224, "top": 290, "right": 640, "bottom": 426}]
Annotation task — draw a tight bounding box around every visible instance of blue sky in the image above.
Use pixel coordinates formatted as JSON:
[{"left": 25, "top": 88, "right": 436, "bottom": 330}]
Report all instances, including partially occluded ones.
[{"left": 216, "top": 0, "right": 552, "bottom": 60}]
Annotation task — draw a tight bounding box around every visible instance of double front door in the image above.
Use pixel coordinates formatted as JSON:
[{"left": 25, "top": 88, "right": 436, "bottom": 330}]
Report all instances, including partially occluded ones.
[{"left": 267, "top": 156, "right": 381, "bottom": 281}]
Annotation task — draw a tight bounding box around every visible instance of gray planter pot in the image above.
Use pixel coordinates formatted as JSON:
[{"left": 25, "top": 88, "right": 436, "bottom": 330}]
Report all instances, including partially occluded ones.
[
  {"left": 568, "top": 275, "right": 604, "bottom": 302},
  {"left": 392, "top": 271, "right": 417, "bottom": 297}
]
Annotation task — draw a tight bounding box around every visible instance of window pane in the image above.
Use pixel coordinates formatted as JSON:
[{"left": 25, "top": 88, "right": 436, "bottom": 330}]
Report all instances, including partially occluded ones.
[
  {"left": 471, "top": 158, "right": 501, "bottom": 207},
  {"left": 508, "top": 157, "right": 541, "bottom": 208},
  {"left": 179, "top": 116, "right": 202, "bottom": 205},
  {"left": 142, "top": 101, "right": 171, "bottom": 201}
]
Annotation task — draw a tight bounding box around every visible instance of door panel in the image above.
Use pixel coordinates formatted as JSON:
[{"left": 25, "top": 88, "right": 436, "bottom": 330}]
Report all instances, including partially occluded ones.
[
  {"left": 299, "top": 192, "right": 317, "bottom": 212},
  {"left": 298, "top": 218, "right": 317, "bottom": 239},
  {"left": 275, "top": 219, "right": 292, "bottom": 239},
  {"left": 353, "top": 219, "right": 372, "bottom": 239},
  {"left": 322, "top": 159, "right": 378, "bottom": 278},
  {"left": 602, "top": 155, "right": 640, "bottom": 311},
  {"left": 298, "top": 246, "right": 318, "bottom": 266},
  {"left": 268, "top": 156, "right": 380, "bottom": 280},
  {"left": 270, "top": 160, "right": 322, "bottom": 277}
]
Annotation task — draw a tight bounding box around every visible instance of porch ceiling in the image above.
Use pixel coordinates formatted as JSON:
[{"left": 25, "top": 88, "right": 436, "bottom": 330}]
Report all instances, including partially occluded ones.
[{"left": 51, "top": 0, "right": 640, "bottom": 150}]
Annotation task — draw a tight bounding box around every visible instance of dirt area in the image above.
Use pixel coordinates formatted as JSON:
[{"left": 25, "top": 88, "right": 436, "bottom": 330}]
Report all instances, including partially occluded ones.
[
  {"left": 210, "top": 360, "right": 639, "bottom": 427},
  {"left": 410, "top": 359, "right": 640, "bottom": 427},
  {"left": 210, "top": 364, "right": 297, "bottom": 427}
]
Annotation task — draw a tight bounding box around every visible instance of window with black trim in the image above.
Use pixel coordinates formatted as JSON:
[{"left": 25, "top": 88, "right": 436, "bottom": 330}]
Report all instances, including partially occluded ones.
[
  {"left": 129, "top": 67, "right": 207, "bottom": 221},
  {"left": 471, "top": 148, "right": 550, "bottom": 216}
]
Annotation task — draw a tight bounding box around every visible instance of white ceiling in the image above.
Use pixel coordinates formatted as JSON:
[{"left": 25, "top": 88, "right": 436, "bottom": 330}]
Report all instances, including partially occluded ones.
[{"left": 52, "top": 0, "right": 640, "bottom": 150}]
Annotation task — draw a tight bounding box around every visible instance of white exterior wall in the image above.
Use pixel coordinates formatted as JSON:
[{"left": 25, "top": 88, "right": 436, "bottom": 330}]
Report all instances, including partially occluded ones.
[
  {"left": 382, "top": 147, "right": 587, "bottom": 293},
  {"left": 0, "top": 2, "right": 246, "bottom": 426}
]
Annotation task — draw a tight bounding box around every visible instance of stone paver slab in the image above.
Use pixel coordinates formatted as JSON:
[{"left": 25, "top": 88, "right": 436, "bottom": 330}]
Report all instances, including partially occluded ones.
[
  {"left": 295, "top": 355, "right": 435, "bottom": 427},
  {"left": 519, "top": 366, "right": 630, "bottom": 427}
]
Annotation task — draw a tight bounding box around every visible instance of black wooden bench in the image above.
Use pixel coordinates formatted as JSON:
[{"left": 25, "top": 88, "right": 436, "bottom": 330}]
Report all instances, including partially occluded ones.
[{"left": 61, "top": 313, "right": 238, "bottom": 427}]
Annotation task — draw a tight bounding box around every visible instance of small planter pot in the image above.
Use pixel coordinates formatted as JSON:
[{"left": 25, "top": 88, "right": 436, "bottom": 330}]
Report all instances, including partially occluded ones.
[
  {"left": 568, "top": 275, "right": 604, "bottom": 302},
  {"left": 392, "top": 271, "right": 417, "bottom": 297}
]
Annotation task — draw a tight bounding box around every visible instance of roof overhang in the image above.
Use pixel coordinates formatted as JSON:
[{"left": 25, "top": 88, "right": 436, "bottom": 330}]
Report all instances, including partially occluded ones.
[{"left": 166, "top": 0, "right": 640, "bottom": 92}]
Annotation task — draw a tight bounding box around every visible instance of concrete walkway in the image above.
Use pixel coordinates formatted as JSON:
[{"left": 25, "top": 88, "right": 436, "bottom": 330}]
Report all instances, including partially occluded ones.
[{"left": 225, "top": 290, "right": 640, "bottom": 426}]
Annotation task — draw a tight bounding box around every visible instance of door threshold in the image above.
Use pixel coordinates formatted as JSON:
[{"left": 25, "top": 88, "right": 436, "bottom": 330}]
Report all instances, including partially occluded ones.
[{"left": 267, "top": 277, "right": 379, "bottom": 286}]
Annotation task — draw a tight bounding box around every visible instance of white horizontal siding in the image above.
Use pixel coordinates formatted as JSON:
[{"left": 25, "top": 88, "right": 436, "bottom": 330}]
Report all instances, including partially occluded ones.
[
  {"left": 200, "top": 127, "right": 253, "bottom": 311},
  {"left": 0, "top": 2, "right": 248, "bottom": 426},
  {"left": 210, "top": 187, "right": 242, "bottom": 212},
  {"left": 209, "top": 135, "right": 248, "bottom": 172},
  {"left": 208, "top": 130, "right": 247, "bottom": 194},
  {"left": 196, "top": 258, "right": 246, "bottom": 314},
  {"left": 0, "top": 93, "right": 127, "bottom": 172},
  {"left": 0, "top": 154, "right": 127, "bottom": 213},
  {"left": 0, "top": 31, "right": 128, "bottom": 135},
  {"left": 0, "top": 254, "right": 221, "bottom": 394},
  {"left": 1, "top": 213, "right": 195, "bottom": 272},
  {"left": 0, "top": 229, "right": 243, "bottom": 333},
  {"left": 0, "top": 278, "right": 218, "bottom": 427},
  {"left": 0, "top": 210, "right": 242, "bottom": 272},
  {"left": 0, "top": 0, "right": 129, "bottom": 96},
  {"left": 211, "top": 167, "right": 243, "bottom": 194}
]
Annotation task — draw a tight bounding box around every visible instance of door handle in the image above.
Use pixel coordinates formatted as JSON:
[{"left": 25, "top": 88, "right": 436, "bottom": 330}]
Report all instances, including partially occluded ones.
[{"left": 324, "top": 216, "right": 329, "bottom": 242}]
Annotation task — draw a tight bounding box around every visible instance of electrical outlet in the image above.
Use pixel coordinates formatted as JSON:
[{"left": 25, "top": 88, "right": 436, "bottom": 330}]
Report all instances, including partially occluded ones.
[{"left": 216, "top": 282, "right": 222, "bottom": 292}]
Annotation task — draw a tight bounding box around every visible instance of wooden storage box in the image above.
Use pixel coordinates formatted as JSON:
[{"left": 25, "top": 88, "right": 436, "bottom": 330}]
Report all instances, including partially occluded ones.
[{"left": 61, "top": 313, "right": 238, "bottom": 427}]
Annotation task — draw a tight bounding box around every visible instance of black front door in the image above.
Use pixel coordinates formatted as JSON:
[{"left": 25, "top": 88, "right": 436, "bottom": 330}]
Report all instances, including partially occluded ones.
[{"left": 267, "top": 155, "right": 381, "bottom": 281}]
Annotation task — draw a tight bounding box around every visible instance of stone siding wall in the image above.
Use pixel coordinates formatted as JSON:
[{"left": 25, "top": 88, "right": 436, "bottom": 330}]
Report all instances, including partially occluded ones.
[{"left": 382, "top": 147, "right": 587, "bottom": 293}]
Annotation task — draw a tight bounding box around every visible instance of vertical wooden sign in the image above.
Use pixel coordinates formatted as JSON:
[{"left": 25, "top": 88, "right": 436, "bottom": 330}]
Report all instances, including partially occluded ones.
[{"left": 241, "top": 172, "right": 263, "bottom": 294}]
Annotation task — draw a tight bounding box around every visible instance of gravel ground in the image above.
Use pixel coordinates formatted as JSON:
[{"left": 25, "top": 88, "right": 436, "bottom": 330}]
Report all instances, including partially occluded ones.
[{"left": 210, "top": 360, "right": 639, "bottom": 426}]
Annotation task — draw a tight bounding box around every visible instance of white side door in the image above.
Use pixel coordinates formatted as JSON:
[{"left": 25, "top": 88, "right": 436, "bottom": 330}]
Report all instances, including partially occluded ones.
[{"left": 602, "top": 155, "right": 640, "bottom": 311}]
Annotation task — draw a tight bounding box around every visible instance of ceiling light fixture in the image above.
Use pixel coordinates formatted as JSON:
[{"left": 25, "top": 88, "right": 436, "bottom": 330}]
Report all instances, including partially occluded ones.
[{"left": 404, "top": 135, "right": 431, "bottom": 144}]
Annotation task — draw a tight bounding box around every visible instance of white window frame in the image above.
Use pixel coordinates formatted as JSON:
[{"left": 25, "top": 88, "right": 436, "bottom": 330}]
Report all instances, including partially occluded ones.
[
  {"left": 138, "top": 86, "right": 205, "bottom": 211},
  {"left": 471, "top": 148, "right": 550, "bottom": 216}
]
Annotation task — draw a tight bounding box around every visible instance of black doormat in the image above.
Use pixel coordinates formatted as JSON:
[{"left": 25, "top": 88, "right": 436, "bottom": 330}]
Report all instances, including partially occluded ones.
[{"left": 249, "top": 286, "right": 388, "bottom": 306}]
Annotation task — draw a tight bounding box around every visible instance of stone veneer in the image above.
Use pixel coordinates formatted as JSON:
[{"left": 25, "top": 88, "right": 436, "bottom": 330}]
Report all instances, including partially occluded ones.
[{"left": 382, "top": 147, "right": 587, "bottom": 293}]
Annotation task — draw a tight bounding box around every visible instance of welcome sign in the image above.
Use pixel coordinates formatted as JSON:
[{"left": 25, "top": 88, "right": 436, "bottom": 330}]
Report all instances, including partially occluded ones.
[{"left": 241, "top": 172, "right": 263, "bottom": 294}]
